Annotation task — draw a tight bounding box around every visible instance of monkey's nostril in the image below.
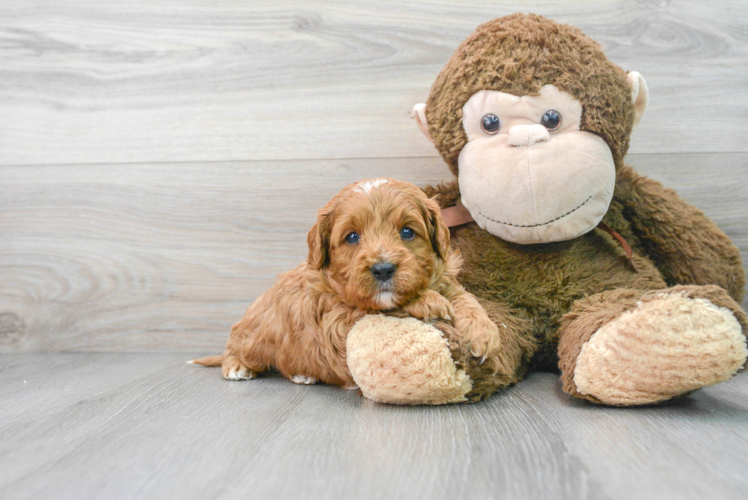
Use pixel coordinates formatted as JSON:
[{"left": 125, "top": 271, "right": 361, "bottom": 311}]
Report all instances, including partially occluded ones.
[{"left": 371, "top": 262, "right": 397, "bottom": 282}]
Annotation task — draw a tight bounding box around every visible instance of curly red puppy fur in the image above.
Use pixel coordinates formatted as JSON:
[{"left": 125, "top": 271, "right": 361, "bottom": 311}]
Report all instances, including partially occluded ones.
[{"left": 192, "top": 178, "right": 500, "bottom": 388}]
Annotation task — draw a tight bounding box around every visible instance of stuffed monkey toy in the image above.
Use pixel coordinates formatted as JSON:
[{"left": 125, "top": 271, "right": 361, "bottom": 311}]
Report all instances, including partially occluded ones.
[{"left": 346, "top": 13, "right": 748, "bottom": 406}]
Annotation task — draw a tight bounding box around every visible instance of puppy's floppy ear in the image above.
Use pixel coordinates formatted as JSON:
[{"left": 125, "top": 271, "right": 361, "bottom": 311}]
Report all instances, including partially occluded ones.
[
  {"left": 307, "top": 206, "right": 334, "bottom": 269},
  {"left": 423, "top": 196, "right": 451, "bottom": 260}
]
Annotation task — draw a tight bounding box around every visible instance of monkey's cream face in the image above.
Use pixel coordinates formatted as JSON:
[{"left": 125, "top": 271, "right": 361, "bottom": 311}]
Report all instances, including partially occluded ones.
[{"left": 457, "top": 85, "right": 616, "bottom": 244}]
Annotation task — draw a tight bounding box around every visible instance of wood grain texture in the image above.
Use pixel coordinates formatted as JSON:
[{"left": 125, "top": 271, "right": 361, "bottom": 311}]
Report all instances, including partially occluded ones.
[
  {"left": 0, "top": 353, "right": 746, "bottom": 500},
  {"left": 0, "top": 158, "right": 453, "bottom": 352},
  {"left": 1, "top": 154, "right": 745, "bottom": 353},
  {"left": 1, "top": 0, "right": 746, "bottom": 166}
]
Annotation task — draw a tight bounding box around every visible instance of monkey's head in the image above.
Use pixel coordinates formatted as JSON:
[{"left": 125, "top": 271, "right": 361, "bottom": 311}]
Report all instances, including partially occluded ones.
[{"left": 412, "top": 14, "right": 648, "bottom": 244}]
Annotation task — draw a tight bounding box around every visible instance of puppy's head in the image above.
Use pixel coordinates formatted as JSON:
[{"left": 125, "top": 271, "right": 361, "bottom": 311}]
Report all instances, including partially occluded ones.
[{"left": 308, "top": 178, "right": 451, "bottom": 311}]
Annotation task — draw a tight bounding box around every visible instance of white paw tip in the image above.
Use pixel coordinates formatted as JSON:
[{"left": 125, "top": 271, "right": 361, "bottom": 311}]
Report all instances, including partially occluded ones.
[
  {"left": 186, "top": 360, "right": 194, "bottom": 364},
  {"left": 225, "top": 368, "right": 254, "bottom": 381},
  {"left": 292, "top": 375, "right": 318, "bottom": 385}
]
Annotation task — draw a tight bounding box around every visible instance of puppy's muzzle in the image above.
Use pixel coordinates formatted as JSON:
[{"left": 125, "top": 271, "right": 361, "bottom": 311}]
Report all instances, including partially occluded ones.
[{"left": 371, "top": 262, "right": 397, "bottom": 282}]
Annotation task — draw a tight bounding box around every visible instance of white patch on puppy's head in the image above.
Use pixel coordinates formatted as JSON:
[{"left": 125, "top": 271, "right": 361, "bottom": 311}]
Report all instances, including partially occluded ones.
[{"left": 354, "top": 178, "right": 388, "bottom": 195}]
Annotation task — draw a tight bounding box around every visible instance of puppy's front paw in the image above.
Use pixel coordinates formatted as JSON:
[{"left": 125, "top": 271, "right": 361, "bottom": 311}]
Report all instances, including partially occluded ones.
[
  {"left": 463, "top": 318, "right": 501, "bottom": 364},
  {"left": 402, "top": 290, "right": 455, "bottom": 323},
  {"left": 451, "top": 293, "right": 502, "bottom": 364},
  {"left": 222, "top": 355, "right": 257, "bottom": 381}
]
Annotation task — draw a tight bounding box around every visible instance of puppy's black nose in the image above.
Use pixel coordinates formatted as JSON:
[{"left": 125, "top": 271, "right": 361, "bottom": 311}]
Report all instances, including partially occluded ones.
[{"left": 371, "top": 262, "right": 397, "bottom": 282}]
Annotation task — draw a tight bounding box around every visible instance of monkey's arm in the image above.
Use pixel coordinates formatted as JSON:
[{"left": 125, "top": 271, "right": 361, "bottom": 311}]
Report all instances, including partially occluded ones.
[{"left": 616, "top": 165, "right": 745, "bottom": 301}]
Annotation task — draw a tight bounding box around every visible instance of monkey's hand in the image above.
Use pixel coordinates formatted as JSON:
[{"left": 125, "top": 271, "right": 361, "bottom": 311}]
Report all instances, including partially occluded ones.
[
  {"left": 401, "top": 290, "right": 455, "bottom": 323},
  {"left": 451, "top": 292, "right": 501, "bottom": 364}
]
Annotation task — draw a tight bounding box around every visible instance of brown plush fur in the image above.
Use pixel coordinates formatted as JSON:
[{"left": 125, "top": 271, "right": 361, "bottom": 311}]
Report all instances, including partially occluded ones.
[
  {"left": 426, "top": 13, "right": 634, "bottom": 175},
  {"left": 615, "top": 167, "right": 746, "bottom": 299},
  {"left": 422, "top": 13, "right": 747, "bottom": 404},
  {"left": 194, "top": 178, "right": 500, "bottom": 389}
]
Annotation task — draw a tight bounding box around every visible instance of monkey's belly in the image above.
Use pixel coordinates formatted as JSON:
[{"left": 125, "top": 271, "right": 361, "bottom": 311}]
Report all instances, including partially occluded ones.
[{"left": 452, "top": 223, "right": 668, "bottom": 369}]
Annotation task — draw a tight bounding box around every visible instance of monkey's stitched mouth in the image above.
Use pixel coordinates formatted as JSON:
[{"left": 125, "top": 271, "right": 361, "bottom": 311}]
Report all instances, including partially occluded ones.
[{"left": 478, "top": 195, "right": 593, "bottom": 228}]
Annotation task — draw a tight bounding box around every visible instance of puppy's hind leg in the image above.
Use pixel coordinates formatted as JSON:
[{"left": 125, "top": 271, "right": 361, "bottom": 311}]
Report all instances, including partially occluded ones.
[
  {"left": 291, "top": 375, "right": 318, "bottom": 385},
  {"left": 222, "top": 353, "right": 258, "bottom": 381}
]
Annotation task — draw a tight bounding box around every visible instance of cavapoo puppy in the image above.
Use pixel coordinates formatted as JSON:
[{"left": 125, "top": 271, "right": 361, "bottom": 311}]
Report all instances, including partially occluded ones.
[{"left": 191, "top": 178, "right": 500, "bottom": 388}]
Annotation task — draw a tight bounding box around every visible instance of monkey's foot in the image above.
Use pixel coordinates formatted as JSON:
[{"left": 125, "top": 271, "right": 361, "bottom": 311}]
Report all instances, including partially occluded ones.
[
  {"left": 569, "top": 289, "right": 747, "bottom": 406},
  {"left": 346, "top": 315, "right": 473, "bottom": 405}
]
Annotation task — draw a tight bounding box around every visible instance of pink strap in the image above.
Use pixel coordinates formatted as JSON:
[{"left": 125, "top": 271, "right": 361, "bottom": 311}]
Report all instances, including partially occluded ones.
[
  {"left": 596, "top": 222, "right": 639, "bottom": 272},
  {"left": 441, "top": 204, "right": 474, "bottom": 228}
]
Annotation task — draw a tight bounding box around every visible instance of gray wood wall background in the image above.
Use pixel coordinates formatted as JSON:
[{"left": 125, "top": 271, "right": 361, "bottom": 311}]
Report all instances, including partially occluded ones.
[{"left": 1, "top": 0, "right": 746, "bottom": 353}]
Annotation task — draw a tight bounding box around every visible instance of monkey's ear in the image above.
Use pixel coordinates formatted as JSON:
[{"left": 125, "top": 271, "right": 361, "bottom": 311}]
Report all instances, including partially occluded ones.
[
  {"left": 626, "top": 71, "right": 648, "bottom": 129},
  {"left": 307, "top": 208, "right": 333, "bottom": 269},
  {"left": 412, "top": 103, "right": 434, "bottom": 143},
  {"left": 424, "top": 196, "right": 451, "bottom": 260}
]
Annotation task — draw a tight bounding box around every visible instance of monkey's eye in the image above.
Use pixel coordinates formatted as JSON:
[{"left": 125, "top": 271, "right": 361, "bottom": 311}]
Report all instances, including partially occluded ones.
[
  {"left": 481, "top": 113, "right": 501, "bottom": 135},
  {"left": 400, "top": 227, "right": 415, "bottom": 240},
  {"left": 541, "top": 109, "right": 561, "bottom": 131},
  {"left": 345, "top": 232, "right": 360, "bottom": 244}
]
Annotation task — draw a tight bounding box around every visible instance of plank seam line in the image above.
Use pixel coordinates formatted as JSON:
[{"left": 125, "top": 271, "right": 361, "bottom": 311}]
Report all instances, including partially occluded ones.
[{"left": 0, "top": 151, "right": 746, "bottom": 168}]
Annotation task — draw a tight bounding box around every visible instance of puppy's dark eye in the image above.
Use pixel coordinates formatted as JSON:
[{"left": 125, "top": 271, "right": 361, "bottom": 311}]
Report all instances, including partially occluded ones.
[
  {"left": 541, "top": 109, "right": 561, "bottom": 131},
  {"left": 481, "top": 113, "right": 500, "bottom": 134},
  {"left": 400, "top": 227, "right": 415, "bottom": 240},
  {"left": 345, "top": 232, "right": 360, "bottom": 244}
]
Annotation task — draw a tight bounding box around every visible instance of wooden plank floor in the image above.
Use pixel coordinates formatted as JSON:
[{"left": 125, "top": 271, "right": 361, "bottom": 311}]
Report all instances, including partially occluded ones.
[{"left": 0, "top": 353, "right": 747, "bottom": 500}]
